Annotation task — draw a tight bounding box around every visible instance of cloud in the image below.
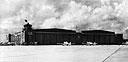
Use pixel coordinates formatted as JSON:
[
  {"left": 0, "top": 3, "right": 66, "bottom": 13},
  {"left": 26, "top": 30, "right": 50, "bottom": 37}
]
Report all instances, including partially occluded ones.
[{"left": 1, "top": 0, "right": 128, "bottom": 40}]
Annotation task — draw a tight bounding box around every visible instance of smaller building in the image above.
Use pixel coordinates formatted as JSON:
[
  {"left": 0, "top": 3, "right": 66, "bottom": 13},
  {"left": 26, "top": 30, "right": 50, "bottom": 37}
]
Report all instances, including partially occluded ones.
[{"left": 8, "top": 32, "right": 24, "bottom": 45}]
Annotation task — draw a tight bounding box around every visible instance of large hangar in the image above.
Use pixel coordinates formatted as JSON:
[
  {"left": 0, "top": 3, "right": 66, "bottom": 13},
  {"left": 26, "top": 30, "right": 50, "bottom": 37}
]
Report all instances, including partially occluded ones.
[
  {"left": 81, "top": 30, "right": 116, "bottom": 45},
  {"left": 33, "top": 29, "right": 80, "bottom": 45},
  {"left": 8, "top": 21, "right": 124, "bottom": 45}
]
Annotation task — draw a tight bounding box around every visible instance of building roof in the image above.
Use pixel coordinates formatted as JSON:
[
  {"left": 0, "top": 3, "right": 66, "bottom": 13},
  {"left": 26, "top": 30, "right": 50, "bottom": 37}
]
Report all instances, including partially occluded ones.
[
  {"left": 33, "top": 28, "right": 76, "bottom": 33},
  {"left": 81, "top": 30, "right": 115, "bottom": 34}
]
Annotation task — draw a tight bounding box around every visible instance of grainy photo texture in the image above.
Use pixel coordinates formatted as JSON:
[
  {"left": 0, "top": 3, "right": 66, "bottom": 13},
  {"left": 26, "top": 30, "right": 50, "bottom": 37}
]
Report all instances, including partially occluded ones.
[{"left": 0, "top": 0, "right": 128, "bottom": 62}]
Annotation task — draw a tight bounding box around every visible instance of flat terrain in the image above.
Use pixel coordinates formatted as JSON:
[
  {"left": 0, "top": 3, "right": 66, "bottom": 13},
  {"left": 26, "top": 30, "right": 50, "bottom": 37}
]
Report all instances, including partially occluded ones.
[
  {"left": 105, "top": 46, "right": 128, "bottom": 62},
  {"left": 0, "top": 45, "right": 126, "bottom": 62}
]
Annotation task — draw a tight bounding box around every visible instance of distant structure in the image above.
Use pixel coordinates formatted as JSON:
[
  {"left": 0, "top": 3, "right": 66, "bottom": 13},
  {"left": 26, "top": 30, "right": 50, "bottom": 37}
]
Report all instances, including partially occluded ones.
[{"left": 8, "top": 20, "right": 124, "bottom": 45}]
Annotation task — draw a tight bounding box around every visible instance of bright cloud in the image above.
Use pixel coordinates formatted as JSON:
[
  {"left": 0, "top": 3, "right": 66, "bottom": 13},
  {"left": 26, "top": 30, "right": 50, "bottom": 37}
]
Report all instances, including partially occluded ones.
[{"left": 1, "top": 0, "right": 128, "bottom": 39}]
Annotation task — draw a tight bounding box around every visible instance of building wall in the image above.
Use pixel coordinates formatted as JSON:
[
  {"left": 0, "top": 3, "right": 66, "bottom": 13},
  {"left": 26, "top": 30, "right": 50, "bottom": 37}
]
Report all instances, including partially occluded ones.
[
  {"left": 115, "top": 34, "right": 123, "bottom": 44},
  {"left": 81, "top": 31, "right": 116, "bottom": 45},
  {"left": 33, "top": 32, "right": 80, "bottom": 45}
]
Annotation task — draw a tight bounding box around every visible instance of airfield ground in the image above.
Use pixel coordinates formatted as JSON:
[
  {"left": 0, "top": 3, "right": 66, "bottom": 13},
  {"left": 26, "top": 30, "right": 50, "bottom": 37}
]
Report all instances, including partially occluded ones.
[{"left": 0, "top": 45, "right": 128, "bottom": 62}]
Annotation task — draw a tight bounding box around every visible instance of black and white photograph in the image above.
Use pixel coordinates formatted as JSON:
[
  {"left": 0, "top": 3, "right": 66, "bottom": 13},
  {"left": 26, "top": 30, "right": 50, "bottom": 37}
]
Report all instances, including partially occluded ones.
[{"left": 0, "top": 0, "right": 128, "bottom": 62}]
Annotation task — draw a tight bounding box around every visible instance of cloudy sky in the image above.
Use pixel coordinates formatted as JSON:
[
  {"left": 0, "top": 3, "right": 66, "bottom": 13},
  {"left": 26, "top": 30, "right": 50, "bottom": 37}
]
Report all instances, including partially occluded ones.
[{"left": 1, "top": 0, "right": 128, "bottom": 40}]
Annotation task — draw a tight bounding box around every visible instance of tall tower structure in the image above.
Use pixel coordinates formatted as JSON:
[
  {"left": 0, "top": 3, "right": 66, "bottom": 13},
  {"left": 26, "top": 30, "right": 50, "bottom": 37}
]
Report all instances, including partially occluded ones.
[{"left": 23, "top": 19, "right": 33, "bottom": 45}]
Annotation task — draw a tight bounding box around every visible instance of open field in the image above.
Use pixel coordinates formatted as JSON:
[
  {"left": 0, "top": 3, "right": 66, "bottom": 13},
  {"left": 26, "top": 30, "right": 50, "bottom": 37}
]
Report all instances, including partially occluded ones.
[
  {"left": 105, "top": 46, "right": 128, "bottom": 62},
  {"left": 0, "top": 45, "right": 126, "bottom": 62}
]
